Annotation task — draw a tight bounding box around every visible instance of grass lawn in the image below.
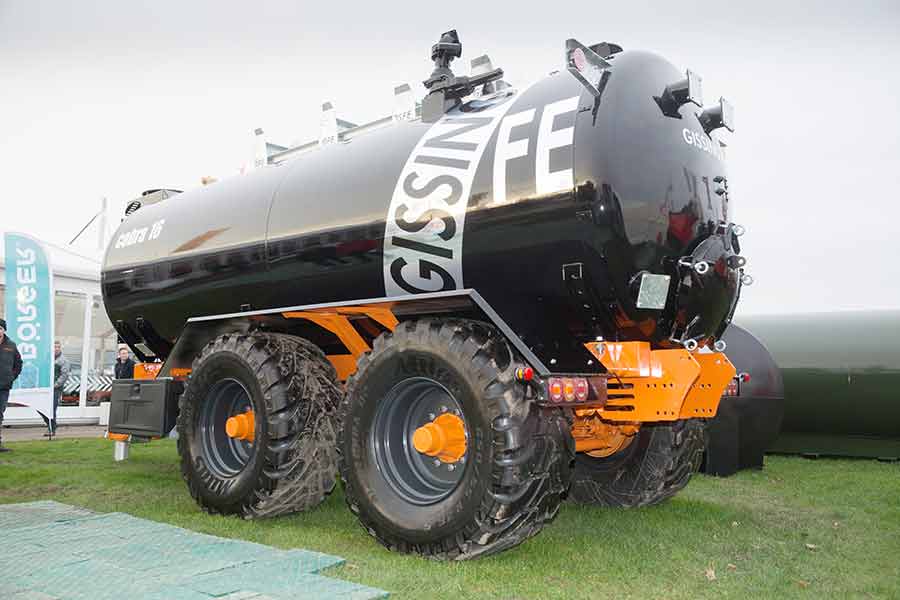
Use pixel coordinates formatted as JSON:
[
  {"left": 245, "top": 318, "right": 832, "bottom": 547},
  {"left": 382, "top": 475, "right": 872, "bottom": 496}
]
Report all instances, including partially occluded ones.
[{"left": 1, "top": 438, "right": 898, "bottom": 599}]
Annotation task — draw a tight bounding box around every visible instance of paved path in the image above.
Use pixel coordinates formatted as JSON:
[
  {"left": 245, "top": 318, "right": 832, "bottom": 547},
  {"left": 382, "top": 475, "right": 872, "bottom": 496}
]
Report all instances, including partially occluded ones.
[
  {"left": 1, "top": 425, "right": 107, "bottom": 443},
  {"left": 0, "top": 501, "right": 387, "bottom": 600}
]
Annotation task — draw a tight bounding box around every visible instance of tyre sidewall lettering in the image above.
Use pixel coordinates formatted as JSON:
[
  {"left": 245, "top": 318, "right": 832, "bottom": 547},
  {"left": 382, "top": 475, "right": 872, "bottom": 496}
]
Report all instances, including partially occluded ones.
[
  {"left": 346, "top": 345, "right": 492, "bottom": 541},
  {"left": 183, "top": 352, "right": 267, "bottom": 509}
]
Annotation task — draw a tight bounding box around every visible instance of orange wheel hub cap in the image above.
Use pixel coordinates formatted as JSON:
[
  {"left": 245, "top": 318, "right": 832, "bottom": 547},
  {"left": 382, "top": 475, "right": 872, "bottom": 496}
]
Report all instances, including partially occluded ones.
[
  {"left": 411, "top": 413, "right": 466, "bottom": 463},
  {"left": 225, "top": 410, "right": 255, "bottom": 442}
]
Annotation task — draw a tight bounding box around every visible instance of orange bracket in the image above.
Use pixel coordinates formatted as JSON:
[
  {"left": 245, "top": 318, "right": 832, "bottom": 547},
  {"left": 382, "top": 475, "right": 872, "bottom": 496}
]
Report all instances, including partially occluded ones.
[
  {"left": 583, "top": 341, "right": 735, "bottom": 422},
  {"left": 282, "top": 306, "right": 398, "bottom": 381},
  {"left": 134, "top": 363, "right": 162, "bottom": 380},
  {"left": 679, "top": 353, "right": 735, "bottom": 419}
]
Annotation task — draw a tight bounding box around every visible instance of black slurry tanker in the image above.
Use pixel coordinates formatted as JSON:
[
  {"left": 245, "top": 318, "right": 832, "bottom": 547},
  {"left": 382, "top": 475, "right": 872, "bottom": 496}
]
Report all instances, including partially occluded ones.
[{"left": 104, "top": 31, "right": 745, "bottom": 560}]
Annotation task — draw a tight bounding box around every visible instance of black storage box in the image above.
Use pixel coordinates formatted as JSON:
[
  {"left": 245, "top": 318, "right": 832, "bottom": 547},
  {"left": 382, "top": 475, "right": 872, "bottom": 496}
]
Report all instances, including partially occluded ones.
[
  {"left": 701, "top": 324, "right": 784, "bottom": 476},
  {"left": 703, "top": 396, "right": 784, "bottom": 476},
  {"left": 108, "top": 377, "right": 182, "bottom": 438}
]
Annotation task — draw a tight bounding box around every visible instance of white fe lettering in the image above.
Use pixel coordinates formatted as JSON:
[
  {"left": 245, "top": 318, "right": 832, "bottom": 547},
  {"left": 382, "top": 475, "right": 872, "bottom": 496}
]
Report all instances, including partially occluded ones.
[
  {"left": 492, "top": 108, "right": 535, "bottom": 205},
  {"left": 536, "top": 96, "right": 579, "bottom": 194}
]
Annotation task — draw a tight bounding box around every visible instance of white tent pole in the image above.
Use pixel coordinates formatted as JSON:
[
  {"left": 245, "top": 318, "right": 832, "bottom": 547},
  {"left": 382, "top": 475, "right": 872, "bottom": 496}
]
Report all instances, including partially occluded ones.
[
  {"left": 97, "top": 197, "right": 108, "bottom": 251},
  {"left": 79, "top": 295, "right": 91, "bottom": 418}
]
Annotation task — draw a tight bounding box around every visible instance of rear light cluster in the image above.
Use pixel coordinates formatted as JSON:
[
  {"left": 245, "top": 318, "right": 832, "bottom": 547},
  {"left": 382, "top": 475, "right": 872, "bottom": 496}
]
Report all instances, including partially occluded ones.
[
  {"left": 722, "top": 372, "right": 750, "bottom": 398},
  {"left": 547, "top": 377, "right": 590, "bottom": 403},
  {"left": 723, "top": 378, "right": 739, "bottom": 397}
]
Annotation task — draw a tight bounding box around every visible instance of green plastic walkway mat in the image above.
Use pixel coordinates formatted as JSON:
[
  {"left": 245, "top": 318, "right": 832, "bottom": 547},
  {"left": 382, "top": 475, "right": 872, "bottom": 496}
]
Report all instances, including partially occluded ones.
[{"left": 0, "top": 501, "right": 387, "bottom": 600}]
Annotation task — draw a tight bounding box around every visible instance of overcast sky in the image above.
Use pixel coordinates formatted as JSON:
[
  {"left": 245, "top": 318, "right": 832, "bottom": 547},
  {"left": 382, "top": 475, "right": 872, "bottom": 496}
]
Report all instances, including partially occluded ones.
[{"left": 1, "top": 0, "right": 898, "bottom": 315}]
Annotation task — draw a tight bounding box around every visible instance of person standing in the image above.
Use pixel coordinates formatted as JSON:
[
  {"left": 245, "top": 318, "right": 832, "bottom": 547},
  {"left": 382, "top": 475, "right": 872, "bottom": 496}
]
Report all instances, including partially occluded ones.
[
  {"left": 0, "top": 319, "right": 23, "bottom": 452},
  {"left": 44, "top": 341, "right": 69, "bottom": 437},
  {"left": 114, "top": 346, "right": 135, "bottom": 379}
]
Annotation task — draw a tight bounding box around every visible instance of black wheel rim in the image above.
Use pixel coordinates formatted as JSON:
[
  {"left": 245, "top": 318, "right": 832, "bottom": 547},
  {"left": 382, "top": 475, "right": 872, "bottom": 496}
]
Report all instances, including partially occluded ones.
[
  {"left": 370, "top": 377, "right": 468, "bottom": 506},
  {"left": 198, "top": 378, "right": 255, "bottom": 478}
]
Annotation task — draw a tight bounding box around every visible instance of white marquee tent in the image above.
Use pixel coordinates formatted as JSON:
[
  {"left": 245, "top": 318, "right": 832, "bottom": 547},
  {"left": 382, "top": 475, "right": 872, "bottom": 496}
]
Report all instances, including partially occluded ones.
[{"left": 1, "top": 231, "right": 117, "bottom": 426}]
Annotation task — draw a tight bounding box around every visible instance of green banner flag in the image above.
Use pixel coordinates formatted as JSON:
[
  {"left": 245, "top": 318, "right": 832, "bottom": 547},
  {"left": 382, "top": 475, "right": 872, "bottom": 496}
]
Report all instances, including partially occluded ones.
[{"left": 4, "top": 232, "right": 54, "bottom": 419}]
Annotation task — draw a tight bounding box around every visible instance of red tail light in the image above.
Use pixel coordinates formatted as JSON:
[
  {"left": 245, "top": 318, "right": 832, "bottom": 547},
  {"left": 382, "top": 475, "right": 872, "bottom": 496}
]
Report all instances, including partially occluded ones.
[
  {"left": 546, "top": 376, "right": 590, "bottom": 403},
  {"left": 574, "top": 378, "right": 589, "bottom": 402},
  {"left": 563, "top": 379, "right": 576, "bottom": 402},
  {"left": 723, "top": 378, "right": 739, "bottom": 397},
  {"left": 548, "top": 378, "right": 564, "bottom": 402}
]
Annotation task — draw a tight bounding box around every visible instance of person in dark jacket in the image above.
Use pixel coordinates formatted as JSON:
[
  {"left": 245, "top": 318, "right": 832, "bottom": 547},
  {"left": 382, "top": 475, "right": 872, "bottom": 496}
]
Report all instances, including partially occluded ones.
[
  {"left": 0, "top": 318, "right": 24, "bottom": 452},
  {"left": 43, "top": 341, "right": 69, "bottom": 437},
  {"left": 114, "top": 346, "right": 135, "bottom": 379}
]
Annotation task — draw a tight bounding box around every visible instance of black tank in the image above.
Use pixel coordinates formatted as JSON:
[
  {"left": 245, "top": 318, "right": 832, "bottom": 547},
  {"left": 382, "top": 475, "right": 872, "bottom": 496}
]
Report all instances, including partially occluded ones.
[{"left": 102, "top": 48, "right": 743, "bottom": 372}]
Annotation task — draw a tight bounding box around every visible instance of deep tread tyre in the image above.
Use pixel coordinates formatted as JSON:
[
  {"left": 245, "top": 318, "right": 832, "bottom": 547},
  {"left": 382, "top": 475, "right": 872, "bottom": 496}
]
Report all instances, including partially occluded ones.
[
  {"left": 569, "top": 419, "right": 706, "bottom": 507},
  {"left": 176, "top": 332, "right": 341, "bottom": 518},
  {"left": 337, "top": 319, "right": 573, "bottom": 560}
]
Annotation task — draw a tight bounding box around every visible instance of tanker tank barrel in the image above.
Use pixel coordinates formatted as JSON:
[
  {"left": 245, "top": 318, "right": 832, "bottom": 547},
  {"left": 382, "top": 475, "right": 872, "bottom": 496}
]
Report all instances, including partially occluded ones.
[{"left": 102, "top": 28, "right": 747, "bottom": 562}]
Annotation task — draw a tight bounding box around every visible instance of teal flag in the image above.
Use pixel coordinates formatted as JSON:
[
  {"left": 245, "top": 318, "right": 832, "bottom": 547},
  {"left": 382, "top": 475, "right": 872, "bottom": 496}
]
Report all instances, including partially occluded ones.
[{"left": 4, "top": 233, "right": 54, "bottom": 417}]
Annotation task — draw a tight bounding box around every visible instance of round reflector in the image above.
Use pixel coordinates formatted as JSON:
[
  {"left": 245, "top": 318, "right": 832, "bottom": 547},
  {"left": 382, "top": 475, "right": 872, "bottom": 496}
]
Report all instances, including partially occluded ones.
[{"left": 572, "top": 47, "right": 587, "bottom": 72}]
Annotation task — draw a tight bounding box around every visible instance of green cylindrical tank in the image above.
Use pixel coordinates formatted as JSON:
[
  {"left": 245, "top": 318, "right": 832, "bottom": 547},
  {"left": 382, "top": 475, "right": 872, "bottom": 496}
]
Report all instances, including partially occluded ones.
[{"left": 737, "top": 310, "right": 900, "bottom": 459}]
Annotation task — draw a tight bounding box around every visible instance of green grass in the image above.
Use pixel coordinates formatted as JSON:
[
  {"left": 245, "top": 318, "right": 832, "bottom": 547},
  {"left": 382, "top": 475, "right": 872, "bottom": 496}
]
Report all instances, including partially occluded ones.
[{"left": 1, "top": 438, "right": 898, "bottom": 599}]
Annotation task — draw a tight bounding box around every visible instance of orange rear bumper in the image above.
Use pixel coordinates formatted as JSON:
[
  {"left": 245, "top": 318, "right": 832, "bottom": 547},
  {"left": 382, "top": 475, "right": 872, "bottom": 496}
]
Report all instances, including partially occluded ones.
[{"left": 583, "top": 341, "right": 735, "bottom": 422}]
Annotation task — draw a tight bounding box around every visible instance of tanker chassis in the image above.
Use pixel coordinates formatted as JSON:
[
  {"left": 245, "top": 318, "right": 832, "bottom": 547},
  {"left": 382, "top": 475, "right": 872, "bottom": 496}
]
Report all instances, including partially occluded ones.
[{"left": 104, "top": 31, "right": 745, "bottom": 560}]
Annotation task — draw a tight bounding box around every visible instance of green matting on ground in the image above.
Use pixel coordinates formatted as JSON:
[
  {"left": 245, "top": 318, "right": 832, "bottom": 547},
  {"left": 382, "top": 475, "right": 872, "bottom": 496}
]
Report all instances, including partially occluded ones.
[{"left": 0, "top": 501, "right": 387, "bottom": 600}]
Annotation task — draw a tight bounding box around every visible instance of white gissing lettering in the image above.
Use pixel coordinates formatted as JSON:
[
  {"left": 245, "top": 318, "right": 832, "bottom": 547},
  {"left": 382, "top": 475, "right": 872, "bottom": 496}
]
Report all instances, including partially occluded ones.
[
  {"left": 682, "top": 127, "right": 726, "bottom": 162},
  {"left": 384, "top": 93, "right": 525, "bottom": 296}
]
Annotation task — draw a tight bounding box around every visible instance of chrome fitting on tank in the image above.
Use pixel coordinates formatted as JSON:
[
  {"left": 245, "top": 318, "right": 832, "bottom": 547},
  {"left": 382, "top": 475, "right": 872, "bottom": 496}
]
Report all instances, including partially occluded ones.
[
  {"left": 713, "top": 339, "right": 727, "bottom": 352},
  {"left": 716, "top": 220, "right": 734, "bottom": 236},
  {"left": 683, "top": 338, "right": 699, "bottom": 352},
  {"left": 728, "top": 256, "right": 747, "bottom": 269},
  {"left": 677, "top": 257, "right": 709, "bottom": 275}
]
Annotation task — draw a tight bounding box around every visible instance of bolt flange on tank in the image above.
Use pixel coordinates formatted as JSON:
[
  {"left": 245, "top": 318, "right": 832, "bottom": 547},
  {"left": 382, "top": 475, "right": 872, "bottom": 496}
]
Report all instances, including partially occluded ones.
[{"left": 667, "top": 230, "right": 745, "bottom": 348}]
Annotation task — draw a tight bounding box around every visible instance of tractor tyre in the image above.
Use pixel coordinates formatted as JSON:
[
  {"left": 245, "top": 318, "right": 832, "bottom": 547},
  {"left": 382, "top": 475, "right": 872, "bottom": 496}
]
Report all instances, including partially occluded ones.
[
  {"left": 568, "top": 419, "right": 706, "bottom": 507},
  {"left": 338, "top": 319, "right": 573, "bottom": 560},
  {"left": 176, "top": 332, "right": 341, "bottom": 518}
]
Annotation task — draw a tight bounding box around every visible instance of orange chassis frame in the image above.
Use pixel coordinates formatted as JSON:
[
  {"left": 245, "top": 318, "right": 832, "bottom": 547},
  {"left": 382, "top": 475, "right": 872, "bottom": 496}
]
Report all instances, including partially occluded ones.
[{"left": 135, "top": 306, "right": 734, "bottom": 456}]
